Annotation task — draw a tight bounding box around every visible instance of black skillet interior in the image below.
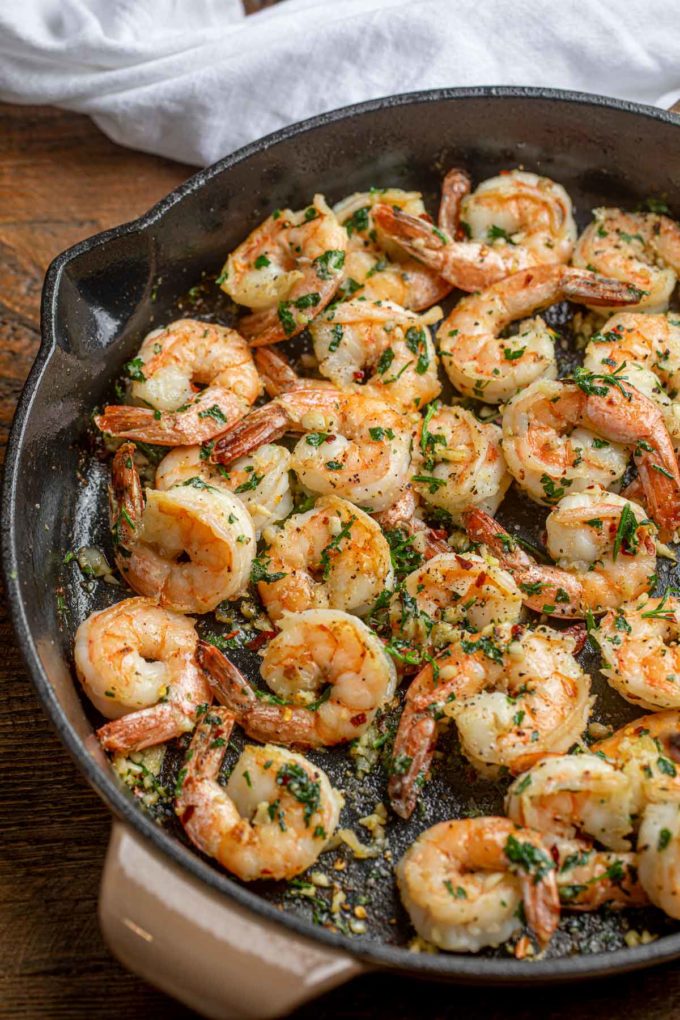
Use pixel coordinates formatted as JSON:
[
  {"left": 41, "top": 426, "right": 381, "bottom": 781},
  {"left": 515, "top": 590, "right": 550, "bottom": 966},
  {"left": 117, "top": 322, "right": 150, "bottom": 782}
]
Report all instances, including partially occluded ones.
[{"left": 5, "top": 88, "right": 680, "bottom": 982}]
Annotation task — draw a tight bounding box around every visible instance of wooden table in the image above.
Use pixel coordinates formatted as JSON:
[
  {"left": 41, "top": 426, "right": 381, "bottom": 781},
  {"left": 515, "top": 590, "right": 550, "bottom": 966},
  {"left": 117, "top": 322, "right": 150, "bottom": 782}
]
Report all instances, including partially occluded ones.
[{"left": 2, "top": 100, "right": 680, "bottom": 1020}]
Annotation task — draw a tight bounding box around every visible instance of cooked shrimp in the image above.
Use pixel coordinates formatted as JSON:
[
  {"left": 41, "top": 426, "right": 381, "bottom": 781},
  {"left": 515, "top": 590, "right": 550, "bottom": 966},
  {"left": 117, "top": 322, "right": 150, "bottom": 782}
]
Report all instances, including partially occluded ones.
[
  {"left": 74, "top": 597, "right": 211, "bottom": 752},
  {"left": 584, "top": 311, "right": 680, "bottom": 440},
  {"left": 199, "top": 609, "right": 397, "bottom": 746},
  {"left": 219, "top": 194, "right": 348, "bottom": 346},
  {"left": 506, "top": 755, "right": 637, "bottom": 851},
  {"left": 585, "top": 312, "right": 680, "bottom": 397},
  {"left": 396, "top": 818, "right": 559, "bottom": 952},
  {"left": 110, "top": 443, "right": 254, "bottom": 614},
  {"left": 310, "top": 298, "right": 442, "bottom": 412},
  {"left": 637, "top": 801, "right": 680, "bottom": 918},
  {"left": 592, "top": 711, "right": 680, "bottom": 808},
  {"left": 573, "top": 207, "right": 680, "bottom": 313},
  {"left": 211, "top": 388, "right": 413, "bottom": 512},
  {"left": 592, "top": 594, "right": 680, "bottom": 711},
  {"left": 413, "top": 404, "right": 511, "bottom": 522},
  {"left": 459, "top": 169, "right": 577, "bottom": 265},
  {"left": 389, "top": 551, "right": 522, "bottom": 656},
  {"left": 176, "top": 707, "right": 341, "bottom": 881},
  {"left": 451, "top": 624, "right": 592, "bottom": 779},
  {"left": 437, "top": 265, "right": 639, "bottom": 404},
  {"left": 554, "top": 838, "right": 648, "bottom": 911},
  {"left": 254, "top": 495, "right": 393, "bottom": 622},
  {"left": 333, "top": 188, "right": 450, "bottom": 310},
  {"left": 465, "top": 488, "right": 657, "bottom": 619},
  {"left": 502, "top": 374, "right": 680, "bottom": 539},
  {"left": 372, "top": 202, "right": 538, "bottom": 292},
  {"left": 95, "top": 320, "right": 261, "bottom": 445},
  {"left": 155, "top": 442, "right": 292, "bottom": 537}
]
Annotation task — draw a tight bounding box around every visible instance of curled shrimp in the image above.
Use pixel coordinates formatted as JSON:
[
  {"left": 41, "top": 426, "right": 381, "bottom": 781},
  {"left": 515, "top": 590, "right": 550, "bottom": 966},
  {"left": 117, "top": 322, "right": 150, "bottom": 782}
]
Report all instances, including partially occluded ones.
[
  {"left": 637, "top": 801, "right": 680, "bottom": 918},
  {"left": 176, "top": 707, "right": 341, "bottom": 881},
  {"left": 502, "top": 374, "right": 680, "bottom": 539},
  {"left": 220, "top": 194, "right": 348, "bottom": 346},
  {"left": 437, "top": 265, "right": 640, "bottom": 404},
  {"left": 199, "top": 609, "right": 397, "bottom": 746},
  {"left": 210, "top": 388, "right": 413, "bottom": 512},
  {"left": 155, "top": 442, "right": 292, "bottom": 537},
  {"left": 95, "top": 320, "right": 261, "bottom": 445},
  {"left": 332, "top": 188, "right": 450, "bottom": 310},
  {"left": 554, "top": 837, "right": 648, "bottom": 911},
  {"left": 254, "top": 495, "right": 393, "bottom": 622},
  {"left": 389, "top": 551, "right": 522, "bottom": 658},
  {"left": 458, "top": 168, "right": 577, "bottom": 266},
  {"left": 505, "top": 754, "right": 637, "bottom": 851},
  {"left": 584, "top": 312, "right": 680, "bottom": 441},
  {"left": 396, "top": 817, "right": 560, "bottom": 953},
  {"left": 451, "top": 624, "right": 592, "bottom": 779},
  {"left": 310, "top": 298, "right": 442, "bottom": 412},
  {"left": 465, "top": 488, "right": 657, "bottom": 619},
  {"left": 74, "top": 597, "right": 211, "bottom": 752},
  {"left": 592, "top": 594, "right": 680, "bottom": 711},
  {"left": 573, "top": 207, "right": 680, "bottom": 313},
  {"left": 592, "top": 711, "right": 680, "bottom": 808},
  {"left": 413, "top": 404, "right": 511, "bottom": 522},
  {"left": 110, "top": 443, "right": 255, "bottom": 613}
]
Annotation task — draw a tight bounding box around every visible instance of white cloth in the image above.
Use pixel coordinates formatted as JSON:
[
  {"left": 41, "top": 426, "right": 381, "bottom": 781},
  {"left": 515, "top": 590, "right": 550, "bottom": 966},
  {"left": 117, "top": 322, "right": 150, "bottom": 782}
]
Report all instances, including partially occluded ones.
[{"left": 1, "top": 0, "right": 680, "bottom": 167}]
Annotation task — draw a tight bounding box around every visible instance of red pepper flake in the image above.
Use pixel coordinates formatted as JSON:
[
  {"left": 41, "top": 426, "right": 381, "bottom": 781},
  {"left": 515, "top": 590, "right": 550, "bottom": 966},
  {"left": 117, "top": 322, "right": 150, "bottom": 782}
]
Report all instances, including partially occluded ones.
[
  {"left": 419, "top": 212, "right": 435, "bottom": 224},
  {"left": 431, "top": 528, "right": 448, "bottom": 540},
  {"left": 474, "top": 571, "right": 488, "bottom": 588},
  {"left": 353, "top": 371, "right": 365, "bottom": 383},
  {"left": 350, "top": 712, "right": 367, "bottom": 727},
  {"left": 511, "top": 623, "right": 524, "bottom": 640},
  {"left": 246, "top": 630, "right": 278, "bottom": 651},
  {"left": 455, "top": 555, "right": 473, "bottom": 570}
]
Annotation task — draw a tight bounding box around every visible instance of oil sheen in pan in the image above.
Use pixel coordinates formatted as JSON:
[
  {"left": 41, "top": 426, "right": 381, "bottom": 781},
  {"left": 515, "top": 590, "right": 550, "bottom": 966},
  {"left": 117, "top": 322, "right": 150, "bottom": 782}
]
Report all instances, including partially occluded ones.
[{"left": 61, "top": 201, "right": 680, "bottom": 962}]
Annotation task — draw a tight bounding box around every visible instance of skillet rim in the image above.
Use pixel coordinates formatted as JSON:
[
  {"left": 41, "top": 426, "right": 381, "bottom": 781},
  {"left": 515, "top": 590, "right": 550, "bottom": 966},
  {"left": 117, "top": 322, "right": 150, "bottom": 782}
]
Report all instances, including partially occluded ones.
[{"left": 4, "top": 84, "right": 680, "bottom": 982}]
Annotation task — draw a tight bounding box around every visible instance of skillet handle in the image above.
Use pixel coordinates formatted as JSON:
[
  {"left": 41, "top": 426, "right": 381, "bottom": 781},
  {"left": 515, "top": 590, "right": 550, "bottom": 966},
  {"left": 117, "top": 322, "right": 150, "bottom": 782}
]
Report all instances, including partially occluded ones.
[
  {"left": 99, "top": 822, "right": 365, "bottom": 1019},
  {"left": 667, "top": 99, "right": 680, "bottom": 115}
]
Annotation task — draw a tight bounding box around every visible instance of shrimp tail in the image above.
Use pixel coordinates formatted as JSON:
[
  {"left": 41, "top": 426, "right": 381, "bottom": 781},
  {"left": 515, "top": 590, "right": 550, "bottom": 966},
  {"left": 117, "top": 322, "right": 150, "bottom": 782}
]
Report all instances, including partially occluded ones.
[
  {"left": 463, "top": 508, "right": 532, "bottom": 571},
  {"left": 211, "top": 401, "right": 291, "bottom": 466},
  {"left": 197, "top": 640, "right": 259, "bottom": 715},
  {"left": 98, "top": 701, "right": 197, "bottom": 753},
  {"left": 438, "top": 168, "right": 472, "bottom": 237},
  {"left": 96, "top": 388, "right": 244, "bottom": 445},
  {"left": 254, "top": 347, "right": 302, "bottom": 397},
  {"left": 175, "top": 707, "right": 236, "bottom": 815},
  {"left": 388, "top": 713, "right": 437, "bottom": 819},
  {"left": 110, "top": 442, "right": 144, "bottom": 550},
  {"left": 520, "top": 871, "right": 561, "bottom": 948},
  {"left": 372, "top": 203, "right": 449, "bottom": 275},
  {"left": 561, "top": 268, "right": 645, "bottom": 308}
]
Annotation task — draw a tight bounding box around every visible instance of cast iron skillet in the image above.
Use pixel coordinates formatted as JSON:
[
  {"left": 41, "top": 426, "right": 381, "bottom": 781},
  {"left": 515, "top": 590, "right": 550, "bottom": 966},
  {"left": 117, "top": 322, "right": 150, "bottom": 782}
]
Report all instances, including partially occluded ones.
[{"left": 5, "top": 86, "right": 680, "bottom": 984}]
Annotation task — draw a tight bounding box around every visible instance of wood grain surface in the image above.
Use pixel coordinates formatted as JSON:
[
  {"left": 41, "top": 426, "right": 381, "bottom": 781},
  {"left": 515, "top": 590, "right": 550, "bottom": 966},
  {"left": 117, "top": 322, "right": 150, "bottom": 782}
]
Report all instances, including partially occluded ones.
[{"left": 1, "top": 100, "right": 680, "bottom": 1020}]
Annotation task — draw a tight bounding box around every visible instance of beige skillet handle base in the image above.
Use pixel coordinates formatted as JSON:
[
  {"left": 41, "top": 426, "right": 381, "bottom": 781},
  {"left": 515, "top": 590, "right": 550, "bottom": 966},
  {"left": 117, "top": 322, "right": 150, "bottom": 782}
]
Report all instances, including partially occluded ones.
[
  {"left": 669, "top": 99, "right": 680, "bottom": 115},
  {"left": 99, "top": 822, "right": 365, "bottom": 1020}
]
